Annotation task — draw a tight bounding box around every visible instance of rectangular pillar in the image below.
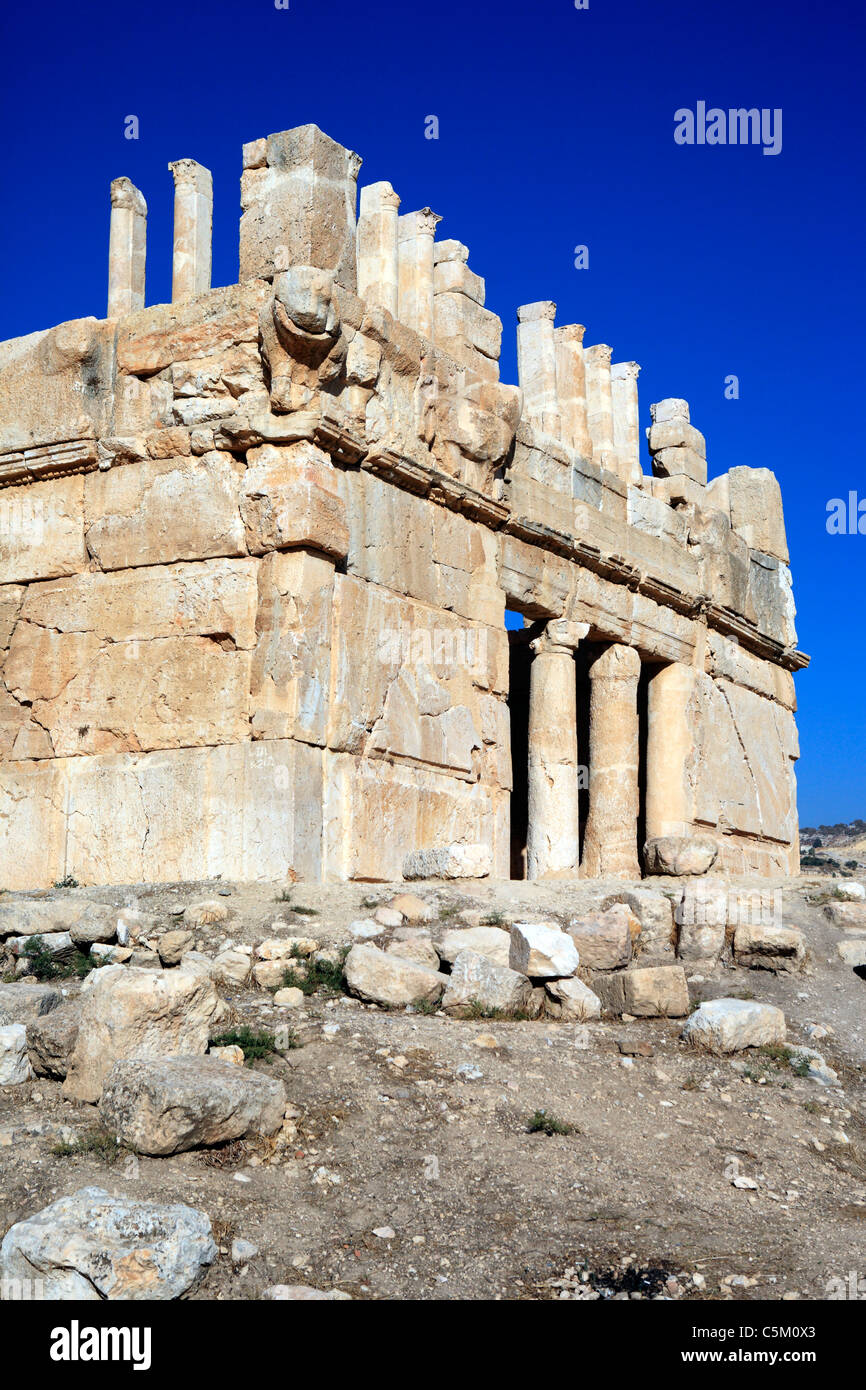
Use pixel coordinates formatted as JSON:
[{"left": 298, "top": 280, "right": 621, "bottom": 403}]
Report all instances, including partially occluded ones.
[
  {"left": 554, "top": 323, "right": 592, "bottom": 462},
  {"left": 168, "top": 159, "right": 213, "bottom": 302},
  {"left": 517, "top": 301, "right": 560, "bottom": 437},
  {"left": 107, "top": 178, "right": 146, "bottom": 318},
  {"left": 397, "top": 208, "right": 441, "bottom": 337},
  {"left": 610, "top": 360, "right": 642, "bottom": 485},
  {"left": 357, "top": 181, "right": 401, "bottom": 316}
]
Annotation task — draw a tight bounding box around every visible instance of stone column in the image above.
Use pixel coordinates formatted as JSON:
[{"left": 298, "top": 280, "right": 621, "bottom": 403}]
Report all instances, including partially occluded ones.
[
  {"left": 554, "top": 324, "right": 593, "bottom": 462},
  {"left": 357, "top": 181, "right": 401, "bottom": 315},
  {"left": 646, "top": 661, "right": 696, "bottom": 841},
  {"left": 168, "top": 159, "right": 213, "bottom": 302},
  {"left": 107, "top": 177, "right": 146, "bottom": 318},
  {"left": 517, "top": 302, "right": 561, "bottom": 437},
  {"left": 582, "top": 643, "right": 642, "bottom": 879},
  {"left": 585, "top": 343, "right": 616, "bottom": 471},
  {"left": 526, "top": 619, "right": 589, "bottom": 879},
  {"left": 397, "top": 208, "right": 441, "bottom": 337},
  {"left": 611, "top": 360, "right": 642, "bottom": 485}
]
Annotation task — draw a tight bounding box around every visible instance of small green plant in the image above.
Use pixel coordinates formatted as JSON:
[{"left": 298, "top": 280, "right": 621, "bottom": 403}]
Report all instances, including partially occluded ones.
[
  {"left": 53, "top": 875, "right": 79, "bottom": 889},
  {"left": 21, "top": 936, "right": 95, "bottom": 981},
  {"left": 51, "top": 1127, "right": 125, "bottom": 1163},
  {"left": 527, "top": 1109, "right": 574, "bottom": 1137},
  {"left": 437, "top": 903, "right": 460, "bottom": 921},
  {"left": 790, "top": 1054, "right": 813, "bottom": 1078},
  {"left": 278, "top": 1027, "right": 303, "bottom": 1051},
  {"left": 282, "top": 950, "right": 347, "bottom": 997},
  {"left": 681, "top": 1074, "right": 701, "bottom": 1091},
  {"left": 275, "top": 889, "right": 294, "bottom": 903},
  {"left": 211, "top": 1026, "right": 276, "bottom": 1063},
  {"left": 802, "top": 1100, "right": 823, "bottom": 1115},
  {"left": 410, "top": 996, "right": 439, "bottom": 1015},
  {"left": 291, "top": 904, "right": 319, "bottom": 917},
  {"left": 480, "top": 910, "right": 506, "bottom": 927}
]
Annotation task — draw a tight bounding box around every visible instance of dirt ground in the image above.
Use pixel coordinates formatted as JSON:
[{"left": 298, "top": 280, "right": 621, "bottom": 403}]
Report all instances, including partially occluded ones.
[{"left": 1, "top": 869, "right": 864, "bottom": 1301}]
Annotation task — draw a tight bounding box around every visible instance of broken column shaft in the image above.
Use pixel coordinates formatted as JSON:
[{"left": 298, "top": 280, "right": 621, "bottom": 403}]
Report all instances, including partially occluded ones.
[
  {"left": 397, "top": 209, "right": 441, "bottom": 338},
  {"left": 517, "top": 301, "right": 561, "bottom": 437},
  {"left": 168, "top": 159, "right": 213, "bottom": 302},
  {"left": 526, "top": 619, "right": 589, "bottom": 879},
  {"left": 582, "top": 642, "right": 642, "bottom": 879},
  {"left": 107, "top": 178, "right": 147, "bottom": 318},
  {"left": 357, "top": 181, "right": 401, "bottom": 316}
]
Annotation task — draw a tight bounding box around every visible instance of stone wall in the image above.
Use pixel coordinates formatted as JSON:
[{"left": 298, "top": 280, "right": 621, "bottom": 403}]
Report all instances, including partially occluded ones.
[{"left": 0, "top": 123, "right": 807, "bottom": 887}]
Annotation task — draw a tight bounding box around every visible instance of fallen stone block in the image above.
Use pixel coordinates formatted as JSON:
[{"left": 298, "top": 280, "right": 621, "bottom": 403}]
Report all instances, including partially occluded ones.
[
  {"left": 825, "top": 902, "right": 866, "bottom": 931},
  {"left": 675, "top": 880, "right": 729, "bottom": 961},
  {"left": 63, "top": 964, "right": 222, "bottom": 1104},
  {"left": 601, "top": 888, "right": 674, "bottom": 953},
  {"left": 26, "top": 1002, "right": 81, "bottom": 1078},
  {"left": 344, "top": 943, "right": 446, "bottom": 1008},
  {"left": 509, "top": 922, "right": 580, "bottom": 979},
  {"left": 9, "top": 932, "right": 75, "bottom": 962},
  {"left": 438, "top": 925, "right": 511, "bottom": 968},
  {"left": 388, "top": 893, "right": 435, "bottom": 922},
  {"left": 0, "top": 1024, "right": 31, "bottom": 1084},
  {"left": 386, "top": 937, "right": 441, "bottom": 970},
  {"left": 99, "top": 1056, "right": 288, "bottom": 1155},
  {"left": 644, "top": 835, "right": 718, "bottom": 876},
  {"left": 157, "top": 930, "right": 195, "bottom": 966},
  {"left": 622, "top": 966, "right": 690, "bottom": 1017},
  {"left": 0, "top": 900, "right": 114, "bottom": 939},
  {"left": 0, "top": 982, "right": 62, "bottom": 1026},
  {"left": 183, "top": 899, "right": 229, "bottom": 928},
  {"left": 441, "top": 949, "right": 534, "bottom": 1016},
  {"left": 683, "top": 999, "right": 786, "bottom": 1053},
  {"left": 403, "top": 844, "right": 492, "bottom": 879},
  {"left": 0, "top": 1186, "right": 216, "bottom": 1299},
  {"left": 544, "top": 976, "right": 602, "bottom": 1021},
  {"left": 733, "top": 922, "right": 805, "bottom": 971},
  {"left": 837, "top": 939, "right": 866, "bottom": 967},
  {"left": 831, "top": 882, "right": 865, "bottom": 902},
  {"left": 68, "top": 908, "right": 118, "bottom": 948},
  {"left": 566, "top": 905, "right": 632, "bottom": 971}
]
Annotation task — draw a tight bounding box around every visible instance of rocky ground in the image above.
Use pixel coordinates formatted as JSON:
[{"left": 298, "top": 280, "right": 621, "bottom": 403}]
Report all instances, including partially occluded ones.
[{"left": 0, "top": 868, "right": 864, "bottom": 1302}]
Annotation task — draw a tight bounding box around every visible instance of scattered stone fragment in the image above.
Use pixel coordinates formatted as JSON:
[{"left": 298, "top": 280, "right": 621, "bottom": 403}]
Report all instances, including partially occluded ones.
[
  {"left": 157, "top": 929, "right": 195, "bottom": 966},
  {"left": 232, "top": 1238, "right": 259, "bottom": 1263},
  {"left": 257, "top": 936, "right": 318, "bottom": 959},
  {"left": 348, "top": 918, "right": 383, "bottom": 940},
  {"left": 388, "top": 893, "right": 434, "bottom": 922},
  {"left": 0, "top": 1024, "right": 31, "bottom": 1084},
  {"left": 438, "top": 925, "right": 511, "bottom": 968},
  {"left": 183, "top": 899, "right": 229, "bottom": 928},
  {"left": 509, "top": 922, "right": 580, "bottom": 978},
  {"left": 403, "top": 844, "right": 492, "bottom": 879},
  {"left": 99, "top": 1056, "right": 288, "bottom": 1155},
  {"left": 274, "top": 987, "right": 305, "bottom": 1008},
  {"left": 602, "top": 888, "right": 674, "bottom": 953},
  {"left": 253, "top": 960, "right": 287, "bottom": 989},
  {"left": 675, "top": 880, "right": 728, "bottom": 960},
  {"left": 683, "top": 999, "right": 786, "bottom": 1053},
  {"left": 0, "top": 1186, "right": 215, "bottom": 1299},
  {"left": 91, "top": 943, "right": 133, "bottom": 965},
  {"left": 837, "top": 939, "right": 866, "bottom": 967},
  {"left": 344, "top": 943, "right": 445, "bottom": 1008},
  {"left": 644, "top": 835, "right": 719, "bottom": 876},
  {"left": 566, "top": 905, "right": 632, "bottom": 970},
  {"left": 733, "top": 922, "right": 805, "bottom": 972},
  {"left": 63, "top": 964, "right": 222, "bottom": 1104},
  {"left": 0, "top": 983, "right": 62, "bottom": 1026},
  {"left": 545, "top": 976, "right": 602, "bottom": 1021},
  {"left": 618, "top": 1038, "right": 654, "bottom": 1058},
  {"left": 832, "top": 882, "right": 865, "bottom": 901},
  {"left": 212, "top": 946, "right": 253, "bottom": 986},
  {"left": 263, "top": 1284, "right": 352, "bottom": 1300},
  {"left": 68, "top": 908, "right": 118, "bottom": 948},
  {"left": 209, "top": 1044, "right": 245, "bottom": 1067},
  {"left": 442, "top": 949, "right": 534, "bottom": 1016},
  {"left": 825, "top": 902, "right": 866, "bottom": 931},
  {"left": 26, "top": 1002, "right": 81, "bottom": 1078},
  {"left": 374, "top": 906, "right": 402, "bottom": 928}
]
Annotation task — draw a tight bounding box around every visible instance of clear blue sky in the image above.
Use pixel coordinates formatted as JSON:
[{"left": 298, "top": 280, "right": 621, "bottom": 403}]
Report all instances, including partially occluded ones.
[{"left": 1, "top": 0, "right": 863, "bottom": 826}]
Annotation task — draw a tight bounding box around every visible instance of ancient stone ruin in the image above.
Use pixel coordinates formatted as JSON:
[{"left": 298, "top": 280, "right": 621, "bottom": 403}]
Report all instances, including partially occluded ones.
[{"left": 0, "top": 124, "right": 807, "bottom": 890}]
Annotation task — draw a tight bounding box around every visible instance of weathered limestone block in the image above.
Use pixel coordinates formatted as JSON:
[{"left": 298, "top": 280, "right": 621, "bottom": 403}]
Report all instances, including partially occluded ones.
[
  {"left": 602, "top": 888, "right": 674, "bottom": 953},
  {"left": 0, "top": 1025, "right": 32, "bottom": 1084},
  {"left": 251, "top": 550, "right": 334, "bottom": 744},
  {"left": 733, "top": 921, "right": 805, "bottom": 971},
  {"left": 240, "top": 125, "right": 361, "bottom": 288},
  {"left": 509, "top": 921, "right": 579, "bottom": 978},
  {"left": 441, "top": 949, "right": 533, "bottom": 1015},
  {"left": 675, "top": 878, "right": 728, "bottom": 960},
  {"left": 622, "top": 965, "right": 689, "bottom": 1017},
  {"left": 437, "top": 926, "right": 511, "bottom": 968},
  {"left": 727, "top": 466, "right": 788, "bottom": 563},
  {"left": 644, "top": 834, "right": 719, "bottom": 875},
  {"left": 107, "top": 178, "right": 147, "bottom": 318},
  {"left": 584, "top": 343, "right": 616, "bottom": 470},
  {"left": 683, "top": 999, "right": 786, "bottom": 1053},
  {"left": 610, "top": 360, "right": 642, "bottom": 485},
  {"left": 26, "top": 1002, "right": 80, "bottom": 1077},
  {"left": 0, "top": 982, "right": 62, "bottom": 1023},
  {"left": 398, "top": 208, "right": 441, "bottom": 338},
  {"left": 647, "top": 399, "right": 707, "bottom": 485},
  {"left": 582, "top": 643, "right": 641, "bottom": 879},
  {"left": 825, "top": 902, "right": 866, "bottom": 930},
  {"left": 566, "top": 905, "right": 633, "bottom": 970},
  {"left": 433, "top": 292, "right": 501, "bottom": 366},
  {"left": 85, "top": 454, "right": 246, "bottom": 570},
  {"left": 0, "top": 1187, "right": 215, "bottom": 1300},
  {"left": 544, "top": 976, "right": 602, "bottom": 1021},
  {"left": 0, "top": 476, "right": 86, "bottom": 586},
  {"left": 240, "top": 442, "right": 349, "bottom": 559},
  {"left": 99, "top": 1057, "right": 287, "bottom": 1155},
  {"left": 325, "top": 752, "right": 508, "bottom": 881},
  {"left": 168, "top": 159, "right": 212, "bottom": 302},
  {"left": 645, "top": 663, "right": 697, "bottom": 840},
  {"left": 116, "top": 282, "right": 269, "bottom": 377},
  {"left": 707, "top": 632, "right": 796, "bottom": 708},
  {"left": 650, "top": 445, "right": 707, "bottom": 485},
  {"left": 0, "top": 316, "right": 117, "bottom": 455},
  {"left": 554, "top": 324, "right": 592, "bottom": 461},
  {"left": 387, "top": 936, "right": 440, "bottom": 969},
  {"left": 748, "top": 553, "right": 797, "bottom": 647},
  {"left": 647, "top": 418, "right": 706, "bottom": 457},
  {"left": 404, "top": 845, "right": 492, "bottom": 879},
  {"left": 344, "top": 942, "right": 445, "bottom": 1006},
  {"left": 63, "top": 964, "right": 222, "bottom": 1104},
  {"left": 428, "top": 380, "right": 520, "bottom": 490}
]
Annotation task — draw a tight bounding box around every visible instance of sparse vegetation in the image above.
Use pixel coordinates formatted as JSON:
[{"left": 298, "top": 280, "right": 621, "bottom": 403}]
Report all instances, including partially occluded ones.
[
  {"left": 409, "top": 996, "right": 439, "bottom": 1015},
  {"left": 21, "top": 936, "right": 96, "bottom": 981},
  {"left": 53, "top": 875, "right": 80, "bottom": 889},
  {"left": 51, "top": 1127, "right": 126, "bottom": 1163},
  {"left": 527, "top": 1109, "right": 575, "bottom": 1137},
  {"left": 282, "top": 950, "right": 347, "bottom": 997},
  {"left": 210, "top": 1026, "right": 276, "bottom": 1063}
]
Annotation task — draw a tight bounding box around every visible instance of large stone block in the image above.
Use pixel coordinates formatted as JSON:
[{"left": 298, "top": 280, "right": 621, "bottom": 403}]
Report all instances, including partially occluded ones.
[
  {"left": 116, "top": 282, "right": 269, "bottom": 375},
  {"left": 727, "top": 466, "right": 788, "bottom": 563},
  {"left": 239, "top": 125, "right": 361, "bottom": 289},
  {"left": 344, "top": 942, "right": 445, "bottom": 1007},
  {"left": 0, "top": 476, "right": 87, "bottom": 585},
  {"left": 251, "top": 550, "right": 334, "bottom": 744},
  {"left": 85, "top": 454, "right": 246, "bottom": 570},
  {"left": 0, "top": 319, "right": 115, "bottom": 455},
  {"left": 441, "top": 949, "right": 533, "bottom": 1015},
  {"left": 240, "top": 442, "right": 349, "bottom": 559},
  {"left": 683, "top": 998, "right": 786, "bottom": 1053}
]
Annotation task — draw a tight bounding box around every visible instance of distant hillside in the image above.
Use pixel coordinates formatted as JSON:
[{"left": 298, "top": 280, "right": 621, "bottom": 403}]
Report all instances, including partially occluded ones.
[{"left": 800, "top": 818, "right": 866, "bottom": 850}]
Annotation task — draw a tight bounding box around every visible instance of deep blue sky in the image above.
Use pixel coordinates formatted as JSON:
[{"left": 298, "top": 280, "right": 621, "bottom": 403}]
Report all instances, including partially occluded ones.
[{"left": 1, "top": 0, "right": 863, "bottom": 825}]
